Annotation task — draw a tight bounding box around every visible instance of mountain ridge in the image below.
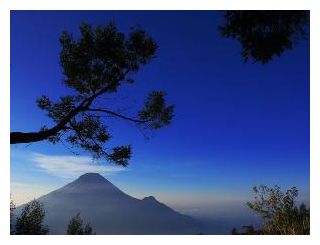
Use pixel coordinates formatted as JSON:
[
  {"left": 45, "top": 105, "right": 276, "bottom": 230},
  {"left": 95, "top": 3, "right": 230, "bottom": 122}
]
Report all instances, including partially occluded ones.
[{"left": 15, "top": 173, "right": 205, "bottom": 234}]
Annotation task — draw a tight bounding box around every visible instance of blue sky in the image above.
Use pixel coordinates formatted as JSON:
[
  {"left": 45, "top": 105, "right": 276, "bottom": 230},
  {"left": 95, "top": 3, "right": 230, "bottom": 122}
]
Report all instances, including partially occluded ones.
[{"left": 10, "top": 11, "right": 310, "bottom": 220}]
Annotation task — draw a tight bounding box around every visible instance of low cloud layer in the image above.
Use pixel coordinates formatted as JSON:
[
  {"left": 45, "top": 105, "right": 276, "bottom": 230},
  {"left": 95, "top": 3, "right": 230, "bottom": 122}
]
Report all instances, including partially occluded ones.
[{"left": 32, "top": 152, "right": 125, "bottom": 178}]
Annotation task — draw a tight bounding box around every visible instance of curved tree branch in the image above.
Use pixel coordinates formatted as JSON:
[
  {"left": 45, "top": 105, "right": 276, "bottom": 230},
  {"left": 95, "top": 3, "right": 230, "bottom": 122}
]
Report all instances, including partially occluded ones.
[
  {"left": 88, "top": 108, "right": 150, "bottom": 124},
  {"left": 10, "top": 85, "right": 113, "bottom": 144}
]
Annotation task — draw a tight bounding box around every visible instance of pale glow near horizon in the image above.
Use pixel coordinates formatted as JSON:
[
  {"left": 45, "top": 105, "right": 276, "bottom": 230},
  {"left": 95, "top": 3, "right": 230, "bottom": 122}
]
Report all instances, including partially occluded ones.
[{"left": 11, "top": 182, "right": 58, "bottom": 205}]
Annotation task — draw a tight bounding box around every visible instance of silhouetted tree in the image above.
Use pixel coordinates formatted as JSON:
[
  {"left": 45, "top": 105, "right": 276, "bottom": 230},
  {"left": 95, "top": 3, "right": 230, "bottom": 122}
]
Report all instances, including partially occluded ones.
[
  {"left": 15, "top": 200, "right": 49, "bottom": 235},
  {"left": 10, "top": 197, "right": 16, "bottom": 235},
  {"left": 220, "top": 11, "right": 309, "bottom": 64},
  {"left": 231, "top": 227, "right": 237, "bottom": 235},
  {"left": 67, "top": 213, "right": 96, "bottom": 235},
  {"left": 10, "top": 22, "right": 174, "bottom": 167},
  {"left": 231, "top": 225, "right": 262, "bottom": 235},
  {"left": 232, "top": 185, "right": 310, "bottom": 235}
]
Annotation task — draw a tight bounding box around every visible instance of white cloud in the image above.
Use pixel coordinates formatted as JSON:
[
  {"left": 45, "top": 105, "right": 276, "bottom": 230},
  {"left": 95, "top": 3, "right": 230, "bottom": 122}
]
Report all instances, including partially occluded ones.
[{"left": 31, "top": 152, "right": 125, "bottom": 179}]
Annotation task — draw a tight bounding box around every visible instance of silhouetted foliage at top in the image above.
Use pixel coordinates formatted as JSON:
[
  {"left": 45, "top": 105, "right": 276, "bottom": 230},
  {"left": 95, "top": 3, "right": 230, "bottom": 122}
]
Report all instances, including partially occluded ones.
[
  {"left": 10, "top": 22, "right": 174, "bottom": 167},
  {"left": 231, "top": 185, "right": 310, "bottom": 235},
  {"left": 220, "top": 10, "right": 309, "bottom": 64},
  {"left": 67, "top": 212, "right": 96, "bottom": 235},
  {"left": 15, "top": 200, "right": 49, "bottom": 235}
]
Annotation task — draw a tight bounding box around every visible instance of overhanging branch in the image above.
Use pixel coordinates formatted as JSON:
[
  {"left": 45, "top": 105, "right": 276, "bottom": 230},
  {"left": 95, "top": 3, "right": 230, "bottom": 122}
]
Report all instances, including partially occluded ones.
[
  {"left": 10, "top": 84, "right": 116, "bottom": 144},
  {"left": 88, "top": 108, "right": 150, "bottom": 124}
]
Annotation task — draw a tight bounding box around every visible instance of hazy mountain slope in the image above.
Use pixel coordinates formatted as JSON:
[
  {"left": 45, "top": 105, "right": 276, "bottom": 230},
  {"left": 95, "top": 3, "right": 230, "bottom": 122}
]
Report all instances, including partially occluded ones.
[{"left": 16, "top": 173, "right": 204, "bottom": 234}]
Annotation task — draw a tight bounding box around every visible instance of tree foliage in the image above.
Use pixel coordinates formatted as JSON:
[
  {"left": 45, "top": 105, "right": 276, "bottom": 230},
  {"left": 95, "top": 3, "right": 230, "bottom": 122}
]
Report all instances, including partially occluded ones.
[
  {"left": 15, "top": 200, "right": 49, "bottom": 235},
  {"left": 67, "top": 213, "right": 96, "bottom": 235},
  {"left": 231, "top": 225, "right": 262, "bottom": 235},
  {"left": 10, "top": 197, "right": 16, "bottom": 235},
  {"left": 219, "top": 10, "right": 309, "bottom": 64},
  {"left": 10, "top": 22, "right": 174, "bottom": 167},
  {"left": 232, "top": 185, "right": 310, "bottom": 235}
]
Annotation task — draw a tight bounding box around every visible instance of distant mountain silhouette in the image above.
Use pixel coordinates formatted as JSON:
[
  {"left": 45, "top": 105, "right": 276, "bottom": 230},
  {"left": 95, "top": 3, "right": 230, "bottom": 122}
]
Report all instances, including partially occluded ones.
[{"left": 15, "top": 173, "right": 206, "bottom": 234}]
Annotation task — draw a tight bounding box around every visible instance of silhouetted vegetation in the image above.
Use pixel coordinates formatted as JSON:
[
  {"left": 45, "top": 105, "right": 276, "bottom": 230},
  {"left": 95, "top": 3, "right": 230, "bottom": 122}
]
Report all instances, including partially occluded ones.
[
  {"left": 232, "top": 225, "right": 262, "bottom": 235},
  {"left": 67, "top": 213, "right": 96, "bottom": 235},
  {"left": 10, "top": 22, "right": 174, "bottom": 167},
  {"left": 10, "top": 197, "right": 16, "bottom": 235},
  {"left": 220, "top": 10, "right": 309, "bottom": 64},
  {"left": 231, "top": 185, "right": 310, "bottom": 235},
  {"left": 15, "top": 200, "right": 49, "bottom": 235}
]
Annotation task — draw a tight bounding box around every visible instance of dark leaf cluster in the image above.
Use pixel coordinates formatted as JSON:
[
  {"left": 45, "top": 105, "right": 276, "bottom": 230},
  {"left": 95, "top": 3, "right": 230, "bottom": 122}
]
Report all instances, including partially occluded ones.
[
  {"left": 220, "top": 10, "right": 309, "bottom": 63},
  {"left": 59, "top": 22, "right": 158, "bottom": 94},
  {"left": 37, "top": 95, "right": 82, "bottom": 123},
  {"left": 15, "top": 200, "right": 49, "bottom": 235},
  {"left": 67, "top": 212, "right": 96, "bottom": 235},
  {"left": 139, "top": 91, "right": 174, "bottom": 129}
]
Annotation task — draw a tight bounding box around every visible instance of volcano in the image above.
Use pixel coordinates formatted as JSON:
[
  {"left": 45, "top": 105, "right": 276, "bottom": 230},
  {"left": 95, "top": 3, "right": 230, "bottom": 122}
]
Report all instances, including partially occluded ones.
[{"left": 16, "top": 173, "right": 204, "bottom": 234}]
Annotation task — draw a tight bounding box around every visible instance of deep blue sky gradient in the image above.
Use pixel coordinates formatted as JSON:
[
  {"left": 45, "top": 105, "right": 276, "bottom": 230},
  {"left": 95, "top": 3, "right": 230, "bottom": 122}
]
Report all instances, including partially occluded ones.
[{"left": 10, "top": 11, "right": 310, "bottom": 216}]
